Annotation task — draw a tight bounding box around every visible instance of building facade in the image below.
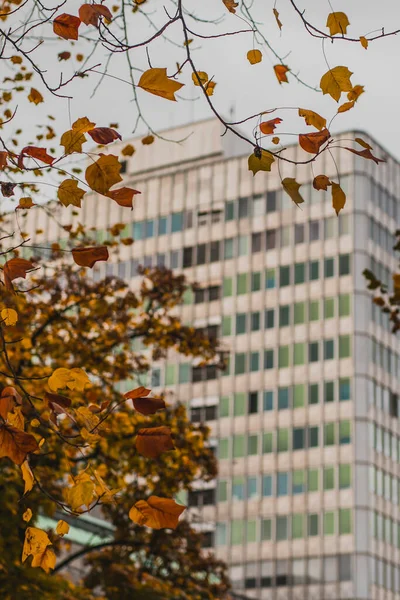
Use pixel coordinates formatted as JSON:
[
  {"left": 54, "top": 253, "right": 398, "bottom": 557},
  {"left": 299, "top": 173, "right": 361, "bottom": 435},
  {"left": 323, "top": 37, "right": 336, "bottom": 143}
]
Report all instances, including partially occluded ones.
[{"left": 12, "top": 119, "right": 400, "bottom": 598}]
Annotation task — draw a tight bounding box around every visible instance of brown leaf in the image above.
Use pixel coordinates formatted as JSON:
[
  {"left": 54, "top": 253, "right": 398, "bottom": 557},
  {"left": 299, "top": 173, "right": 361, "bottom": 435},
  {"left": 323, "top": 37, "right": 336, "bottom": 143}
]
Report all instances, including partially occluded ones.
[
  {"left": 0, "top": 386, "right": 22, "bottom": 420},
  {"left": 132, "top": 397, "right": 166, "bottom": 416},
  {"left": 344, "top": 147, "right": 385, "bottom": 165},
  {"left": 299, "top": 128, "right": 330, "bottom": 154},
  {"left": 0, "top": 424, "right": 38, "bottom": 465},
  {"left": 259, "top": 118, "right": 282, "bottom": 135},
  {"left": 0, "top": 182, "right": 16, "bottom": 197},
  {"left": 273, "top": 64, "right": 289, "bottom": 84},
  {"left": 298, "top": 108, "right": 326, "bottom": 131},
  {"left": 53, "top": 13, "right": 81, "bottom": 40},
  {"left": 79, "top": 3, "right": 112, "bottom": 26},
  {"left": 141, "top": 135, "right": 155, "bottom": 145},
  {"left": 72, "top": 246, "right": 109, "bottom": 268},
  {"left": 273, "top": 8, "right": 282, "bottom": 29},
  {"left": 129, "top": 496, "right": 185, "bottom": 529},
  {"left": 28, "top": 88, "right": 43, "bottom": 105},
  {"left": 0, "top": 151, "right": 8, "bottom": 169},
  {"left": 281, "top": 178, "right": 304, "bottom": 207},
  {"left": 355, "top": 137, "right": 372, "bottom": 150},
  {"left": 3, "top": 258, "right": 35, "bottom": 291},
  {"left": 124, "top": 386, "right": 151, "bottom": 400},
  {"left": 87, "top": 127, "right": 121, "bottom": 145},
  {"left": 18, "top": 146, "right": 54, "bottom": 169},
  {"left": 313, "top": 175, "right": 331, "bottom": 191},
  {"left": 85, "top": 154, "right": 122, "bottom": 195},
  {"left": 107, "top": 187, "right": 140, "bottom": 209},
  {"left": 222, "top": 0, "right": 238, "bottom": 13},
  {"left": 135, "top": 426, "right": 174, "bottom": 459},
  {"left": 45, "top": 392, "right": 73, "bottom": 425},
  {"left": 121, "top": 144, "right": 135, "bottom": 156},
  {"left": 331, "top": 182, "right": 346, "bottom": 215},
  {"left": 58, "top": 51, "right": 71, "bottom": 61}
]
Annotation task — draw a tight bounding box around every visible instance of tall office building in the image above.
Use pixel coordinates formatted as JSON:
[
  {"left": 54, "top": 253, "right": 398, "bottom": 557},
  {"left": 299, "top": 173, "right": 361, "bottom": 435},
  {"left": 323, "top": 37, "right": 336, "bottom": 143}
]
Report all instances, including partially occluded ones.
[{"left": 12, "top": 118, "right": 400, "bottom": 598}]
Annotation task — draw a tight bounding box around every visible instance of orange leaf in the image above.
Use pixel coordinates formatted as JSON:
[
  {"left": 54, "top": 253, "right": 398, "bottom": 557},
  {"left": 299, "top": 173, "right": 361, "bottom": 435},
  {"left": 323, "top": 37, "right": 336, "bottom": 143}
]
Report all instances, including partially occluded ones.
[
  {"left": 53, "top": 13, "right": 81, "bottom": 40},
  {"left": 124, "top": 386, "right": 151, "bottom": 400},
  {"left": 271, "top": 136, "right": 280, "bottom": 145},
  {"left": 347, "top": 85, "right": 364, "bottom": 102},
  {"left": 0, "top": 151, "right": 7, "bottom": 169},
  {"left": 141, "top": 135, "right": 154, "bottom": 145},
  {"left": 222, "top": 0, "right": 238, "bottom": 13},
  {"left": 87, "top": 128, "right": 121, "bottom": 145},
  {"left": 299, "top": 128, "right": 330, "bottom": 154},
  {"left": 273, "top": 8, "right": 282, "bottom": 30},
  {"left": 107, "top": 187, "right": 140, "bottom": 209},
  {"left": 0, "top": 424, "right": 38, "bottom": 465},
  {"left": 247, "top": 49, "right": 262, "bottom": 65},
  {"left": 72, "top": 246, "right": 109, "bottom": 268},
  {"left": 360, "top": 36, "right": 368, "bottom": 49},
  {"left": 129, "top": 496, "right": 185, "bottom": 529},
  {"left": 259, "top": 118, "right": 282, "bottom": 135},
  {"left": 132, "top": 397, "right": 166, "bottom": 416},
  {"left": 273, "top": 64, "right": 289, "bottom": 84},
  {"left": 3, "top": 258, "right": 35, "bottom": 291},
  {"left": 0, "top": 386, "right": 21, "bottom": 420},
  {"left": 121, "top": 144, "right": 135, "bottom": 156},
  {"left": 28, "top": 88, "right": 43, "bottom": 105},
  {"left": 18, "top": 146, "right": 54, "bottom": 169},
  {"left": 85, "top": 154, "right": 122, "bottom": 195},
  {"left": 78, "top": 3, "right": 112, "bottom": 26},
  {"left": 135, "top": 426, "right": 174, "bottom": 459},
  {"left": 337, "top": 101, "right": 354, "bottom": 113},
  {"left": 331, "top": 182, "right": 346, "bottom": 215},
  {"left": 344, "top": 147, "right": 385, "bottom": 165},
  {"left": 138, "top": 68, "right": 184, "bottom": 102},
  {"left": 313, "top": 175, "right": 331, "bottom": 191}
]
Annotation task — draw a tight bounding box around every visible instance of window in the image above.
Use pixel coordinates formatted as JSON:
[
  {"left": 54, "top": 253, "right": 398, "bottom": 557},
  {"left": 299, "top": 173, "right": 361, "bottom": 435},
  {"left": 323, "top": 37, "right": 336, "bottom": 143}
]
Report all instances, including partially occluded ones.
[
  {"left": 308, "top": 514, "right": 319, "bottom": 536},
  {"left": 276, "top": 516, "right": 288, "bottom": 541},
  {"left": 133, "top": 221, "right": 144, "bottom": 240},
  {"left": 324, "top": 297, "right": 335, "bottom": 319},
  {"left": 264, "top": 349, "right": 274, "bottom": 369},
  {"left": 197, "top": 244, "right": 206, "bottom": 265},
  {"left": 324, "top": 511, "right": 335, "bottom": 535},
  {"left": 324, "top": 556, "right": 337, "bottom": 582},
  {"left": 293, "top": 384, "right": 305, "bottom": 408},
  {"left": 294, "top": 302, "right": 305, "bottom": 324},
  {"left": 233, "top": 434, "right": 245, "bottom": 457},
  {"left": 238, "top": 197, "right": 248, "bottom": 219},
  {"left": 324, "top": 217, "right": 335, "bottom": 239},
  {"left": 225, "top": 200, "right": 235, "bottom": 221},
  {"left": 252, "top": 194, "right": 264, "bottom": 216},
  {"left": 236, "top": 313, "right": 247, "bottom": 335},
  {"left": 339, "top": 253, "right": 350, "bottom": 275},
  {"left": 223, "top": 277, "right": 232, "bottom": 297},
  {"left": 309, "top": 383, "right": 319, "bottom": 404},
  {"left": 277, "top": 472, "right": 288, "bottom": 496},
  {"left": 339, "top": 420, "right": 351, "bottom": 444},
  {"left": 179, "top": 363, "right": 190, "bottom": 384},
  {"left": 145, "top": 219, "right": 154, "bottom": 238},
  {"left": 280, "top": 265, "right": 290, "bottom": 286},
  {"left": 224, "top": 238, "right": 234, "bottom": 260},
  {"left": 324, "top": 339, "right": 335, "bottom": 360},
  {"left": 339, "top": 335, "right": 351, "bottom": 358},
  {"left": 324, "top": 423, "right": 335, "bottom": 446},
  {"left": 238, "top": 235, "right": 248, "bottom": 256},
  {"left": 165, "top": 364, "right": 176, "bottom": 386},
  {"left": 339, "top": 378, "right": 351, "bottom": 401},
  {"left": 266, "top": 229, "right": 277, "bottom": 250},
  {"left": 237, "top": 273, "right": 247, "bottom": 295},
  {"left": 209, "top": 286, "right": 220, "bottom": 301},
  {"left": 234, "top": 393, "right": 246, "bottom": 416},
  {"left": 183, "top": 247, "right": 193, "bottom": 268},
  {"left": 235, "top": 353, "right": 246, "bottom": 375},
  {"left": 309, "top": 220, "right": 320, "bottom": 241},
  {"left": 217, "top": 480, "right": 227, "bottom": 502},
  {"left": 262, "top": 475, "right": 272, "bottom": 497},
  {"left": 324, "top": 381, "right": 335, "bottom": 402},
  {"left": 219, "top": 396, "right": 229, "bottom": 418},
  {"left": 339, "top": 555, "right": 352, "bottom": 581},
  {"left": 251, "top": 232, "right": 262, "bottom": 253},
  {"left": 281, "top": 225, "right": 290, "bottom": 247},
  {"left": 231, "top": 520, "right": 244, "bottom": 545},
  {"left": 324, "top": 466, "right": 335, "bottom": 490},
  {"left": 171, "top": 212, "right": 183, "bottom": 232},
  {"left": 222, "top": 316, "right": 231, "bottom": 336},
  {"left": 292, "top": 514, "right": 304, "bottom": 538},
  {"left": 266, "top": 191, "right": 276, "bottom": 212},
  {"left": 251, "top": 271, "right": 261, "bottom": 291},
  {"left": 277, "top": 428, "right": 289, "bottom": 452},
  {"left": 308, "top": 426, "right": 319, "bottom": 448},
  {"left": 216, "top": 522, "right": 227, "bottom": 545},
  {"left": 292, "top": 470, "right": 305, "bottom": 494},
  {"left": 247, "top": 520, "right": 257, "bottom": 543},
  {"left": 339, "top": 293, "right": 351, "bottom": 316},
  {"left": 324, "top": 257, "right": 334, "bottom": 278},
  {"left": 295, "top": 223, "right": 305, "bottom": 244},
  {"left": 309, "top": 341, "right": 319, "bottom": 362},
  {"left": 265, "top": 268, "right": 276, "bottom": 289},
  {"left": 279, "top": 345, "right": 289, "bottom": 368},
  {"left": 263, "top": 390, "right": 273, "bottom": 411},
  {"left": 339, "top": 508, "right": 352, "bottom": 534},
  {"left": 294, "top": 343, "right": 305, "bottom": 365},
  {"left": 278, "top": 387, "right": 289, "bottom": 410},
  {"left": 210, "top": 241, "right": 220, "bottom": 262},
  {"left": 263, "top": 432, "right": 273, "bottom": 453},
  {"left": 158, "top": 216, "right": 167, "bottom": 235},
  {"left": 339, "top": 464, "right": 351, "bottom": 489},
  {"left": 293, "top": 427, "right": 305, "bottom": 450},
  {"left": 308, "top": 469, "right": 319, "bottom": 492},
  {"left": 279, "top": 305, "right": 290, "bottom": 327},
  {"left": 251, "top": 311, "right": 260, "bottom": 331},
  {"left": 232, "top": 476, "right": 245, "bottom": 500},
  {"left": 309, "top": 300, "right": 319, "bottom": 321},
  {"left": 261, "top": 518, "right": 272, "bottom": 541},
  {"left": 250, "top": 352, "right": 259, "bottom": 372},
  {"left": 309, "top": 260, "right": 319, "bottom": 280},
  {"left": 218, "top": 438, "right": 229, "bottom": 459}
]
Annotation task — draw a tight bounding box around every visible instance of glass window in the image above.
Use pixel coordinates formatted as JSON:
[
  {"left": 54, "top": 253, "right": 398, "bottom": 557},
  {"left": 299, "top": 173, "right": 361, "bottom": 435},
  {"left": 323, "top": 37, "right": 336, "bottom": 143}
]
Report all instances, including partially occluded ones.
[
  {"left": 308, "top": 426, "right": 319, "bottom": 447},
  {"left": 218, "top": 438, "right": 229, "bottom": 459},
  {"left": 171, "top": 212, "right": 183, "bottom": 232},
  {"left": 277, "top": 472, "right": 288, "bottom": 496},
  {"left": 309, "top": 260, "right": 319, "bottom": 280},
  {"left": 231, "top": 519, "right": 244, "bottom": 545},
  {"left": 279, "top": 265, "right": 290, "bottom": 287},
  {"left": 236, "top": 273, "right": 247, "bottom": 295},
  {"left": 278, "top": 387, "right": 289, "bottom": 410},
  {"left": 278, "top": 345, "right": 289, "bottom": 368},
  {"left": 225, "top": 200, "right": 235, "bottom": 221},
  {"left": 222, "top": 316, "right": 232, "bottom": 336},
  {"left": 280, "top": 225, "right": 291, "bottom": 247},
  {"left": 217, "top": 480, "right": 227, "bottom": 502},
  {"left": 324, "top": 381, "right": 335, "bottom": 402},
  {"left": 264, "top": 349, "right": 274, "bottom": 370},
  {"left": 293, "top": 384, "right": 305, "bottom": 408},
  {"left": 292, "top": 559, "right": 307, "bottom": 585},
  {"left": 224, "top": 238, "right": 234, "bottom": 260},
  {"left": 179, "top": 363, "right": 190, "bottom": 383},
  {"left": 339, "top": 335, "right": 351, "bottom": 358},
  {"left": 324, "top": 257, "right": 334, "bottom": 278},
  {"left": 339, "top": 293, "right": 351, "bottom": 316},
  {"left": 339, "top": 253, "right": 350, "bottom": 275},
  {"left": 248, "top": 392, "right": 258, "bottom": 414},
  {"left": 232, "top": 476, "right": 245, "bottom": 500},
  {"left": 309, "top": 341, "right": 319, "bottom": 362},
  {"left": 309, "top": 220, "right": 320, "bottom": 241},
  {"left": 196, "top": 244, "right": 206, "bottom": 265},
  {"left": 234, "top": 392, "right": 245, "bottom": 416},
  {"left": 261, "top": 518, "right": 272, "bottom": 541},
  {"left": 235, "top": 353, "right": 246, "bottom": 375},
  {"left": 339, "top": 555, "right": 352, "bottom": 581},
  {"left": 277, "top": 428, "right": 289, "bottom": 452},
  {"left": 339, "top": 508, "right": 352, "bottom": 534},
  {"left": 262, "top": 475, "right": 273, "bottom": 497},
  {"left": 158, "top": 216, "right": 167, "bottom": 235},
  {"left": 133, "top": 221, "right": 144, "bottom": 240},
  {"left": 308, "top": 469, "right": 319, "bottom": 492},
  {"left": 279, "top": 305, "right": 290, "bottom": 327},
  {"left": 251, "top": 232, "right": 262, "bottom": 253},
  {"left": 265, "top": 268, "right": 276, "bottom": 289},
  {"left": 223, "top": 277, "right": 232, "bottom": 297},
  {"left": 266, "top": 229, "right": 277, "bottom": 250},
  {"left": 308, "top": 514, "right": 319, "bottom": 536},
  {"left": 219, "top": 396, "right": 230, "bottom": 417},
  {"left": 238, "top": 235, "right": 248, "bottom": 256},
  {"left": 265, "top": 308, "right": 274, "bottom": 329},
  {"left": 252, "top": 194, "right": 264, "bottom": 216},
  {"left": 339, "top": 214, "right": 350, "bottom": 236},
  {"left": 266, "top": 191, "right": 276, "bottom": 212},
  {"left": 294, "top": 223, "right": 305, "bottom": 244},
  {"left": 292, "top": 514, "right": 304, "bottom": 538},
  {"left": 276, "top": 516, "right": 288, "bottom": 541},
  {"left": 238, "top": 197, "right": 248, "bottom": 219},
  {"left": 250, "top": 352, "right": 259, "bottom": 372},
  {"left": 294, "top": 302, "right": 305, "bottom": 324},
  {"left": 233, "top": 434, "right": 245, "bottom": 457},
  {"left": 294, "top": 342, "right": 305, "bottom": 365},
  {"left": 324, "top": 423, "right": 335, "bottom": 446},
  {"left": 293, "top": 427, "right": 305, "bottom": 450},
  {"left": 324, "top": 339, "right": 335, "bottom": 360},
  {"left": 339, "top": 378, "right": 351, "bottom": 401},
  {"left": 324, "top": 217, "right": 335, "bottom": 238},
  {"left": 263, "top": 390, "right": 274, "bottom": 411},
  {"left": 247, "top": 519, "right": 257, "bottom": 543},
  {"left": 216, "top": 522, "right": 227, "bottom": 545},
  {"left": 309, "top": 383, "right": 319, "bottom": 404},
  {"left": 145, "top": 219, "right": 154, "bottom": 238},
  {"left": 236, "top": 313, "right": 247, "bottom": 335},
  {"left": 339, "top": 464, "right": 351, "bottom": 489},
  {"left": 309, "top": 301, "right": 319, "bottom": 323},
  {"left": 263, "top": 432, "right": 273, "bottom": 453},
  {"left": 294, "top": 262, "right": 305, "bottom": 284},
  {"left": 251, "top": 271, "right": 261, "bottom": 291},
  {"left": 165, "top": 364, "right": 175, "bottom": 385},
  {"left": 324, "top": 297, "right": 335, "bottom": 319},
  {"left": 324, "top": 511, "right": 335, "bottom": 535},
  {"left": 324, "top": 556, "right": 337, "bottom": 582},
  {"left": 324, "top": 466, "right": 335, "bottom": 490},
  {"left": 292, "top": 469, "right": 305, "bottom": 494},
  {"left": 339, "top": 420, "right": 351, "bottom": 444}
]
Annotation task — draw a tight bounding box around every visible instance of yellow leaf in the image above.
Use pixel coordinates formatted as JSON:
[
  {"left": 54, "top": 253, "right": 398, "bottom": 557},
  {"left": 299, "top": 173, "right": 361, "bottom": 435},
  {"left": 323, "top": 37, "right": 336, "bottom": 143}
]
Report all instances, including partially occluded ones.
[
  {"left": 129, "top": 496, "right": 186, "bottom": 529},
  {"left": 360, "top": 36, "right": 368, "bottom": 49},
  {"left": 138, "top": 68, "right": 184, "bottom": 102},
  {"left": 298, "top": 108, "right": 326, "bottom": 131},
  {"left": 337, "top": 101, "right": 355, "bottom": 113},
  {"left": 331, "top": 182, "right": 346, "bottom": 215},
  {"left": 64, "top": 472, "right": 95, "bottom": 511},
  {"left": 247, "top": 49, "right": 262, "bottom": 64},
  {"left": 31, "top": 547, "right": 56, "bottom": 573},
  {"left": 8, "top": 406, "right": 25, "bottom": 430},
  {"left": 271, "top": 136, "right": 280, "bottom": 145},
  {"left": 320, "top": 66, "right": 353, "bottom": 102},
  {"left": 23, "top": 508, "right": 32, "bottom": 522},
  {"left": 248, "top": 149, "right": 275, "bottom": 175},
  {"left": 57, "top": 179, "right": 86, "bottom": 208},
  {"left": 22, "top": 527, "right": 51, "bottom": 563},
  {"left": 21, "top": 461, "right": 34, "bottom": 494},
  {"left": 326, "top": 12, "right": 350, "bottom": 36},
  {"left": 273, "top": 8, "right": 282, "bottom": 30},
  {"left": 347, "top": 85, "right": 364, "bottom": 102},
  {"left": 222, "top": 0, "right": 238, "bottom": 14},
  {"left": 93, "top": 470, "right": 118, "bottom": 503},
  {"left": 48, "top": 367, "right": 90, "bottom": 392},
  {"left": 72, "top": 116, "right": 96, "bottom": 135},
  {"left": 191, "top": 71, "right": 208, "bottom": 86},
  {"left": 205, "top": 80, "right": 216, "bottom": 96},
  {"left": 28, "top": 88, "right": 44, "bottom": 105},
  {"left": 60, "top": 130, "right": 86, "bottom": 154},
  {"left": 30, "top": 419, "right": 40, "bottom": 428},
  {"left": 85, "top": 154, "right": 122, "bottom": 195},
  {"left": 355, "top": 137, "right": 372, "bottom": 150},
  {"left": 17, "top": 197, "right": 35, "bottom": 209},
  {"left": 282, "top": 178, "right": 304, "bottom": 206},
  {"left": 121, "top": 144, "right": 135, "bottom": 156},
  {"left": 76, "top": 406, "right": 99, "bottom": 431},
  {"left": 55, "top": 520, "right": 70, "bottom": 536},
  {"left": 1, "top": 308, "right": 18, "bottom": 326}
]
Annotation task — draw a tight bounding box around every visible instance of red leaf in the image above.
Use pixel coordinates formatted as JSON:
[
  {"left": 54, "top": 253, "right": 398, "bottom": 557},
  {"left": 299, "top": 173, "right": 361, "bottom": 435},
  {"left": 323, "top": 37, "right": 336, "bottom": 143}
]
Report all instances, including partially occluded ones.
[
  {"left": 53, "top": 13, "right": 81, "bottom": 40},
  {"left": 3, "top": 258, "right": 35, "bottom": 291},
  {"left": 87, "top": 128, "right": 122, "bottom": 145},
  {"left": 259, "top": 118, "right": 282, "bottom": 135},
  {"left": 107, "top": 187, "right": 140, "bottom": 209},
  {"left": 72, "top": 246, "right": 109, "bottom": 268},
  {"left": 78, "top": 4, "right": 112, "bottom": 26},
  {"left": 299, "top": 128, "right": 330, "bottom": 154},
  {"left": 18, "top": 146, "right": 54, "bottom": 169}
]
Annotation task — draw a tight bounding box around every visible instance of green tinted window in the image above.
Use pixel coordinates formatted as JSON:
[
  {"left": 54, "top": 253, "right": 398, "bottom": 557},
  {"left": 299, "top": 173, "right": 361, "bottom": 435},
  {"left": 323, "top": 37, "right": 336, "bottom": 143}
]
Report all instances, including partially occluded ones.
[
  {"left": 339, "top": 509, "right": 352, "bottom": 534},
  {"left": 309, "top": 300, "right": 319, "bottom": 321},
  {"left": 294, "top": 262, "right": 305, "bottom": 284},
  {"left": 219, "top": 396, "right": 230, "bottom": 417},
  {"left": 324, "top": 297, "right": 335, "bottom": 318},
  {"left": 293, "top": 384, "right": 305, "bottom": 408},
  {"left": 217, "top": 480, "right": 227, "bottom": 502},
  {"left": 339, "top": 335, "right": 351, "bottom": 358},
  {"left": 293, "top": 343, "right": 305, "bottom": 365},
  {"left": 309, "top": 383, "right": 319, "bottom": 404},
  {"left": 324, "top": 423, "right": 335, "bottom": 446},
  {"left": 339, "top": 464, "right": 351, "bottom": 489},
  {"left": 248, "top": 434, "right": 258, "bottom": 455},
  {"left": 279, "top": 346, "right": 289, "bottom": 368},
  {"left": 234, "top": 393, "right": 246, "bottom": 416},
  {"left": 292, "top": 514, "right": 304, "bottom": 539},
  {"left": 277, "top": 428, "right": 289, "bottom": 452},
  {"left": 280, "top": 266, "right": 290, "bottom": 287},
  {"left": 165, "top": 365, "right": 175, "bottom": 386},
  {"left": 261, "top": 518, "right": 272, "bottom": 540},
  {"left": 252, "top": 271, "right": 261, "bottom": 291},
  {"left": 222, "top": 316, "right": 232, "bottom": 336},
  {"left": 323, "top": 466, "right": 335, "bottom": 490},
  {"left": 231, "top": 519, "right": 244, "bottom": 545},
  {"left": 247, "top": 519, "right": 257, "bottom": 542},
  {"left": 339, "top": 294, "right": 351, "bottom": 316},
  {"left": 223, "top": 277, "right": 233, "bottom": 297},
  {"left": 324, "top": 511, "right": 335, "bottom": 535},
  {"left": 179, "top": 363, "right": 190, "bottom": 383},
  {"left": 233, "top": 434, "right": 245, "bottom": 457},
  {"left": 276, "top": 516, "right": 288, "bottom": 540},
  {"left": 237, "top": 273, "right": 248, "bottom": 295},
  {"left": 219, "top": 438, "right": 229, "bottom": 459},
  {"left": 263, "top": 432, "right": 273, "bottom": 453},
  {"left": 294, "top": 302, "right": 305, "bottom": 324},
  {"left": 308, "top": 468, "right": 319, "bottom": 492},
  {"left": 308, "top": 514, "right": 319, "bottom": 536},
  {"left": 235, "top": 353, "right": 246, "bottom": 375}
]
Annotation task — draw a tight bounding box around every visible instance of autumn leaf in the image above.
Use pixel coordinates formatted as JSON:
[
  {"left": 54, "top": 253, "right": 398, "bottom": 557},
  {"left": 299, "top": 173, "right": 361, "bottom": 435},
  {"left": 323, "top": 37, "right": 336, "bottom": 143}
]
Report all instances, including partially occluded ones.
[
  {"left": 3, "top": 258, "right": 35, "bottom": 291},
  {"left": 331, "top": 182, "right": 346, "bottom": 215},
  {"left": 60, "top": 130, "right": 86, "bottom": 154},
  {"left": 326, "top": 12, "right": 350, "bottom": 36},
  {"left": 337, "top": 101, "right": 354, "bottom": 113},
  {"left": 320, "top": 66, "right": 353, "bottom": 102},
  {"left": 53, "top": 13, "right": 81, "bottom": 40},
  {"left": 22, "top": 527, "right": 52, "bottom": 563},
  {"left": 76, "top": 406, "right": 100, "bottom": 432},
  {"left": 344, "top": 147, "right": 385, "bottom": 165},
  {"left": 72, "top": 246, "right": 109, "bottom": 268},
  {"left": 57, "top": 179, "right": 86, "bottom": 208},
  {"left": 87, "top": 127, "right": 122, "bottom": 145},
  {"left": 0, "top": 182, "right": 16, "bottom": 197},
  {"left": 17, "top": 197, "right": 35, "bottom": 209},
  {"left": 273, "top": 8, "right": 282, "bottom": 30},
  {"left": 129, "top": 496, "right": 185, "bottom": 529},
  {"left": 0, "top": 424, "right": 38, "bottom": 465},
  {"left": 124, "top": 386, "right": 151, "bottom": 399},
  {"left": 247, "top": 49, "right": 262, "bottom": 64},
  {"left": 259, "top": 118, "right": 282, "bottom": 135},
  {"left": 45, "top": 392, "right": 73, "bottom": 425},
  {"left": 107, "top": 187, "right": 140, "bottom": 209},
  {"left": 21, "top": 460, "right": 34, "bottom": 494},
  {"left": 138, "top": 68, "right": 184, "bottom": 102},
  {"left": 78, "top": 3, "right": 112, "bottom": 26},
  {"left": 271, "top": 136, "right": 280, "bottom": 145},
  {"left": 85, "top": 154, "right": 122, "bottom": 195},
  {"left": 122, "top": 144, "right": 135, "bottom": 156},
  {"left": 64, "top": 471, "right": 95, "bottom": 511},
  {"left": 355, "top": 137, "right": 372, "bottom": 150},
  {"left": 1, "top": 308, "right": 18, "bottom": 326},
  {"left": 48, "top": 367, "right": 90, "bottom": 392},
  {"left": 222, "top": 0, "right": 238, "bottom": 13},
  {"left": 131, "top": 396, "right": 166, "bottom": 415},
  {"left": 313, "top": 175, "right": 331, "bottom": 191},
  {"left": 23, "top": 508, "right": 32, "bottom": 522},
  {"left": 18, "top": 146, "right": 54, "bottom": 169},
  {"left": 360, "top": 36, "right": 368, "bottom": 49},
  {"left": 299, "top": 128, "right": 330, "bottom": 154},
  {"left": 136, "top": 426, "right": 174, "bottom": 458},
  {"left": 274, "top": 64, "right": 289, "bottom": 84},
  {"left": 282, "top": 178, "right": 304, "bottom": 206},
  {"left": 248, "top": 149, "right": 275, "bottom": 175},
  {"left": 298, "top": 108, "right": 326, "bottom": 131},
  {"left": 347, "top": 85, "right": 364, "bottom": 102},
  {"left": 205, "top": 81, "right": 216, "bottom": 96},
  {"left": 192, "top": 71, "right": 208, "bottom": 86},
  {"left": 31, "top": 547, "right": 56, "bottom": 573},
  {"left": 0, "top": 151, "right": 7, "bottom": 169},
  {"left": 28, "top": 88, "right": 43, "bottom": 105},
  {"left": 8, "top": 406, "right": 25, "bottom": 431},
  {"left": 58, "top": 51, "right": 71, "bottom": 61}
]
